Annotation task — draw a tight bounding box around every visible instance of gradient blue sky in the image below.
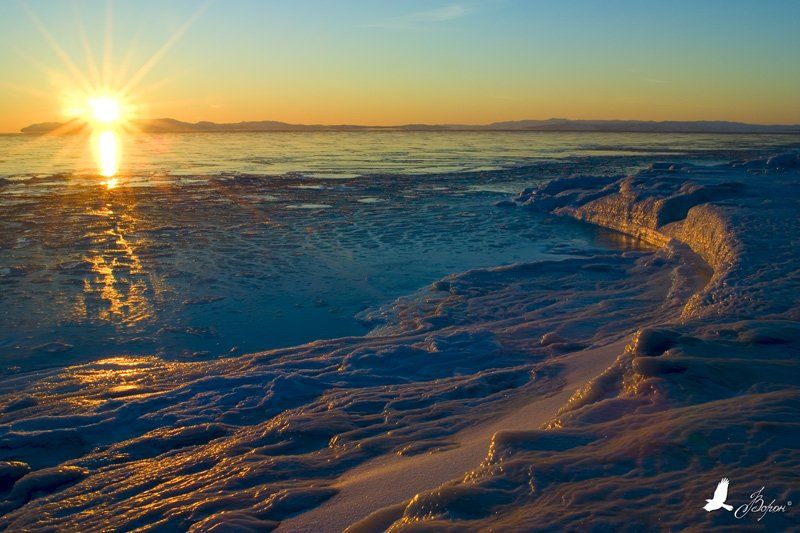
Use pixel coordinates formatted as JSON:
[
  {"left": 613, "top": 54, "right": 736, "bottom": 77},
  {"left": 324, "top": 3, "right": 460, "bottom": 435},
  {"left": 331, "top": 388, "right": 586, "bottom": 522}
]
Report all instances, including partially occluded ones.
[{"left": 1, "top": 0, "right": 799, "bottom": 131}]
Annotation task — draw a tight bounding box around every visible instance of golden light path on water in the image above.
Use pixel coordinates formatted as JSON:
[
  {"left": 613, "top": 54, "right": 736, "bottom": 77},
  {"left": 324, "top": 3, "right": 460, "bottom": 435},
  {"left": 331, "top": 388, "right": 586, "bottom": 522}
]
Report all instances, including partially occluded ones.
[{"left": 95, "top": 129, "right": 119, "bottom": 187}]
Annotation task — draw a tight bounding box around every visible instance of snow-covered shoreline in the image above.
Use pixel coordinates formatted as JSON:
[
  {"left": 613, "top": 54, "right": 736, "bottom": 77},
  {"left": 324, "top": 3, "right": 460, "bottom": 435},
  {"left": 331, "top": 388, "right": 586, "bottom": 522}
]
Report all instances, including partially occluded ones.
[
  {"left": 354, "top": 153, "right": 800, "bottom": 530},
  {"left": 1, "top": 154, "right": 798, "bottom": 530}
]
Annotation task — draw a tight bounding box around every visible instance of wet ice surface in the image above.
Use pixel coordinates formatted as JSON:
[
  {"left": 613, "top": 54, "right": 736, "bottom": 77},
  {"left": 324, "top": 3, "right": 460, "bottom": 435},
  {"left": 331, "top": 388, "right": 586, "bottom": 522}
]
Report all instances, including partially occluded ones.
[{"left": 1, "top": 160, "right": 658, "bottom": 371}]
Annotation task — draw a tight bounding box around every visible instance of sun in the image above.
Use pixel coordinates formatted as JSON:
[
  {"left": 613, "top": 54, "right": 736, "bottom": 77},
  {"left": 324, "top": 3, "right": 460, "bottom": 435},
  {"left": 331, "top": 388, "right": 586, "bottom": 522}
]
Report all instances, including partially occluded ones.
[
  {"left": 63, "top": 92, "right": 129, "bottom": 184},
  {"left": 21, "top": 0, "right": 209, "bottom": 187},
  {"left": 62, "top": 91, "right": 131, "bottom": 129},
  {"left": 88, "top": 97, "right": 122, "bottom": 124}
]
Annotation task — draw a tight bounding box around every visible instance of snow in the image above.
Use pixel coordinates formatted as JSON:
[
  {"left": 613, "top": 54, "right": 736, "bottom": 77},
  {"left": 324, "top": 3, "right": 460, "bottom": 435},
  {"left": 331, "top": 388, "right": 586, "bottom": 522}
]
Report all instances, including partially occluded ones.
[{"left": 352, "top": 153, "right": 800, "bottom": 530}]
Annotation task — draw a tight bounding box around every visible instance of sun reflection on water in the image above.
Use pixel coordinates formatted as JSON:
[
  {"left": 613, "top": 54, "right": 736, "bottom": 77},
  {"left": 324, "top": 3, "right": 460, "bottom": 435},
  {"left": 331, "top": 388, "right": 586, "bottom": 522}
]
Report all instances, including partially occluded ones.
[{"left": 95, "top": 129, "right": 120, "bottom": 183}]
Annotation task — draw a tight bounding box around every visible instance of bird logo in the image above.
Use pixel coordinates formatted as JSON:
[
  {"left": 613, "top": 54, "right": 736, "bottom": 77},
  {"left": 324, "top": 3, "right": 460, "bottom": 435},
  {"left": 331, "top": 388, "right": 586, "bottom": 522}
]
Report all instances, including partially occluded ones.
[{"left": 704, "top": 478, "right": 734, "bottom": 512}]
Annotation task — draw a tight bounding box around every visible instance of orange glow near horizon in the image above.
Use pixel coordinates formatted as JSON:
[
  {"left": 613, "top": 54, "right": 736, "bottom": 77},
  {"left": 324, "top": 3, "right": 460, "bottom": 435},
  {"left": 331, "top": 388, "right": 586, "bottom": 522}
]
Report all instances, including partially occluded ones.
[
  {"left": 3, "top": 2, "right": 799, "bottom": 144},
  {"left": 3, "top": 2, "right": 800, "bottom": 134},
  {"left": 3, "top": 1, "right": 212, "bottom": 185}
]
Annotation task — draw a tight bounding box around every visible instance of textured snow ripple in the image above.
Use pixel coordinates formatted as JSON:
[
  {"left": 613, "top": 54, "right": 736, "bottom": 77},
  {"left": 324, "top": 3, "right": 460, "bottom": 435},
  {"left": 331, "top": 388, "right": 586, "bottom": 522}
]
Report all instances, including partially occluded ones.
[
  {"left": 0, "top": 239, "right": 691, "bottom": 528},
  {"left": 356, "top": 153, "right": 800, "bottom": 531}
]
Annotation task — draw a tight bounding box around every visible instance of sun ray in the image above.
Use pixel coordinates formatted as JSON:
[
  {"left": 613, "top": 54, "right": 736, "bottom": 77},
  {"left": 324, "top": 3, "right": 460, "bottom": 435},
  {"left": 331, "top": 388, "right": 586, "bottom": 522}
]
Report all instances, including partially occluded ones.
[
  {"left": 112, "top": 36, "right": 140, "bottom": 93},
  {"left": 73, "top": 3, "right": 102, "bottom": 88},
  {"left": 20, "top": 1, "right": 93, "bottom": 94},
  {"left": 103, "top": 0, "right": 113, "bottom": 88},
  {"left": 108, "top": 13, "right": 153, "bottom": 93},
  {"left": 0, "top": 80, "right": 55, "bottom": 102},
  {"left": 14, "top": 0, "right": 213, "bottom": 184},
  {"left": 121, "top": 0, "right": 213, "bottom": 95},
  {"left": 131, "top": 68, "right": 193, "bottom": 100},
  {"left": 11, "top": 45, "right": 82, "bottom": 96}
]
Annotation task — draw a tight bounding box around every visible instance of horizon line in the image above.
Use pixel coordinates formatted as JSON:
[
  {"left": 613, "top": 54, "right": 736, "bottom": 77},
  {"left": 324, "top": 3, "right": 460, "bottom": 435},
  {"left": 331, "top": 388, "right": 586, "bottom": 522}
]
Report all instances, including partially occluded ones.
[{"left": 14, "top": 117, "right": 800, "bottom": 135}]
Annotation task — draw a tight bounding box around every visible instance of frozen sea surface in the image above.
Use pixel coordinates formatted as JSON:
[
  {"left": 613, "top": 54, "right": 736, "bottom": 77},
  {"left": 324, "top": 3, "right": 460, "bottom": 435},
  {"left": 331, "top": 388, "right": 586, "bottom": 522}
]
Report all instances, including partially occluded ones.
[
  {"left": 0, "top": 134, "right": 799, "bottom": 530},
  {"left": 2, "top": 130, "right": 799, "bottom": 179},
  {"left": 2, "top": 161, "right": 654, "bottom": 371},
  {"left": 2, "top": 132, "right": 799, "bottom": 372}
]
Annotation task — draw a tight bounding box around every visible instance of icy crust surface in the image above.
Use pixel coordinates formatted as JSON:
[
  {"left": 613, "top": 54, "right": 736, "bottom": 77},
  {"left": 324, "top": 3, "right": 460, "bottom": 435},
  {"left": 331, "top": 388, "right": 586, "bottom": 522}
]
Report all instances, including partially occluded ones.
[
  {"left": 0, "top": 157, "right": 665, "bottom": 371},
  {"left": 356, "top": 154, "right": 800, "bottom": 531},
  {"left": 515, "top": 154, "right": 800, "bottom": 320},
  {"left": 0, "top": 242, "right": 694, "bottom": 527}
]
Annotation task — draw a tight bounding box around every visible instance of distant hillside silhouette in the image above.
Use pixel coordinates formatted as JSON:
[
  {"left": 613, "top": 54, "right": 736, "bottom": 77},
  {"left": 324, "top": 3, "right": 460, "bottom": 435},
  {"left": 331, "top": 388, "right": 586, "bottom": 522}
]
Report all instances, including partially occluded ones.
[{"left": 20, "top": 117, "right": 800, "bottom": 134}]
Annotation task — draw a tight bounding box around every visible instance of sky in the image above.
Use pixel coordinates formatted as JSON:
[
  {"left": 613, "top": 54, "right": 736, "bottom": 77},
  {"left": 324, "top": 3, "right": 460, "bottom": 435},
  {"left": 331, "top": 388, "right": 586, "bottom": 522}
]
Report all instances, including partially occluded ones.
[{"left": 1, "top": 0, "right": 799, "bottom": 132}]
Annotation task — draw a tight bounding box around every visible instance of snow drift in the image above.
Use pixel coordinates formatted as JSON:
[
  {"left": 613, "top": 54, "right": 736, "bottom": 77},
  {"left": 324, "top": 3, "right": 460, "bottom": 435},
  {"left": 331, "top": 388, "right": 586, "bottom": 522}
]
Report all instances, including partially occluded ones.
[{"left": 353, "top": 153, "right": 800, "bottom": 531}]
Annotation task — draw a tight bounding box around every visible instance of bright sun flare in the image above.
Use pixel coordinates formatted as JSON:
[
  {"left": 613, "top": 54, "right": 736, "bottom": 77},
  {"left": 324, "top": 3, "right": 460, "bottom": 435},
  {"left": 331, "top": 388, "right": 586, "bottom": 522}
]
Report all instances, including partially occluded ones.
[
  {"left": 87, "top": 96, "right": 122, "bottom": 124},
  {"left": 65, "top": 93, "right": 128, "bottom": 185},
  {"left": 23, "top": 0, "right": 208, "bottom": 188}
]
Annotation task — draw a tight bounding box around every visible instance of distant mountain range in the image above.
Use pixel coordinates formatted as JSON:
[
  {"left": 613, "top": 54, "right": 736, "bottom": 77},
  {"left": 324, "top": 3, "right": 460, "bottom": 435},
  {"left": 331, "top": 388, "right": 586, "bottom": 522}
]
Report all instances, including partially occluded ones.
[{"left": 20, "top": 117, "right": 800, "bottom": 134}]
